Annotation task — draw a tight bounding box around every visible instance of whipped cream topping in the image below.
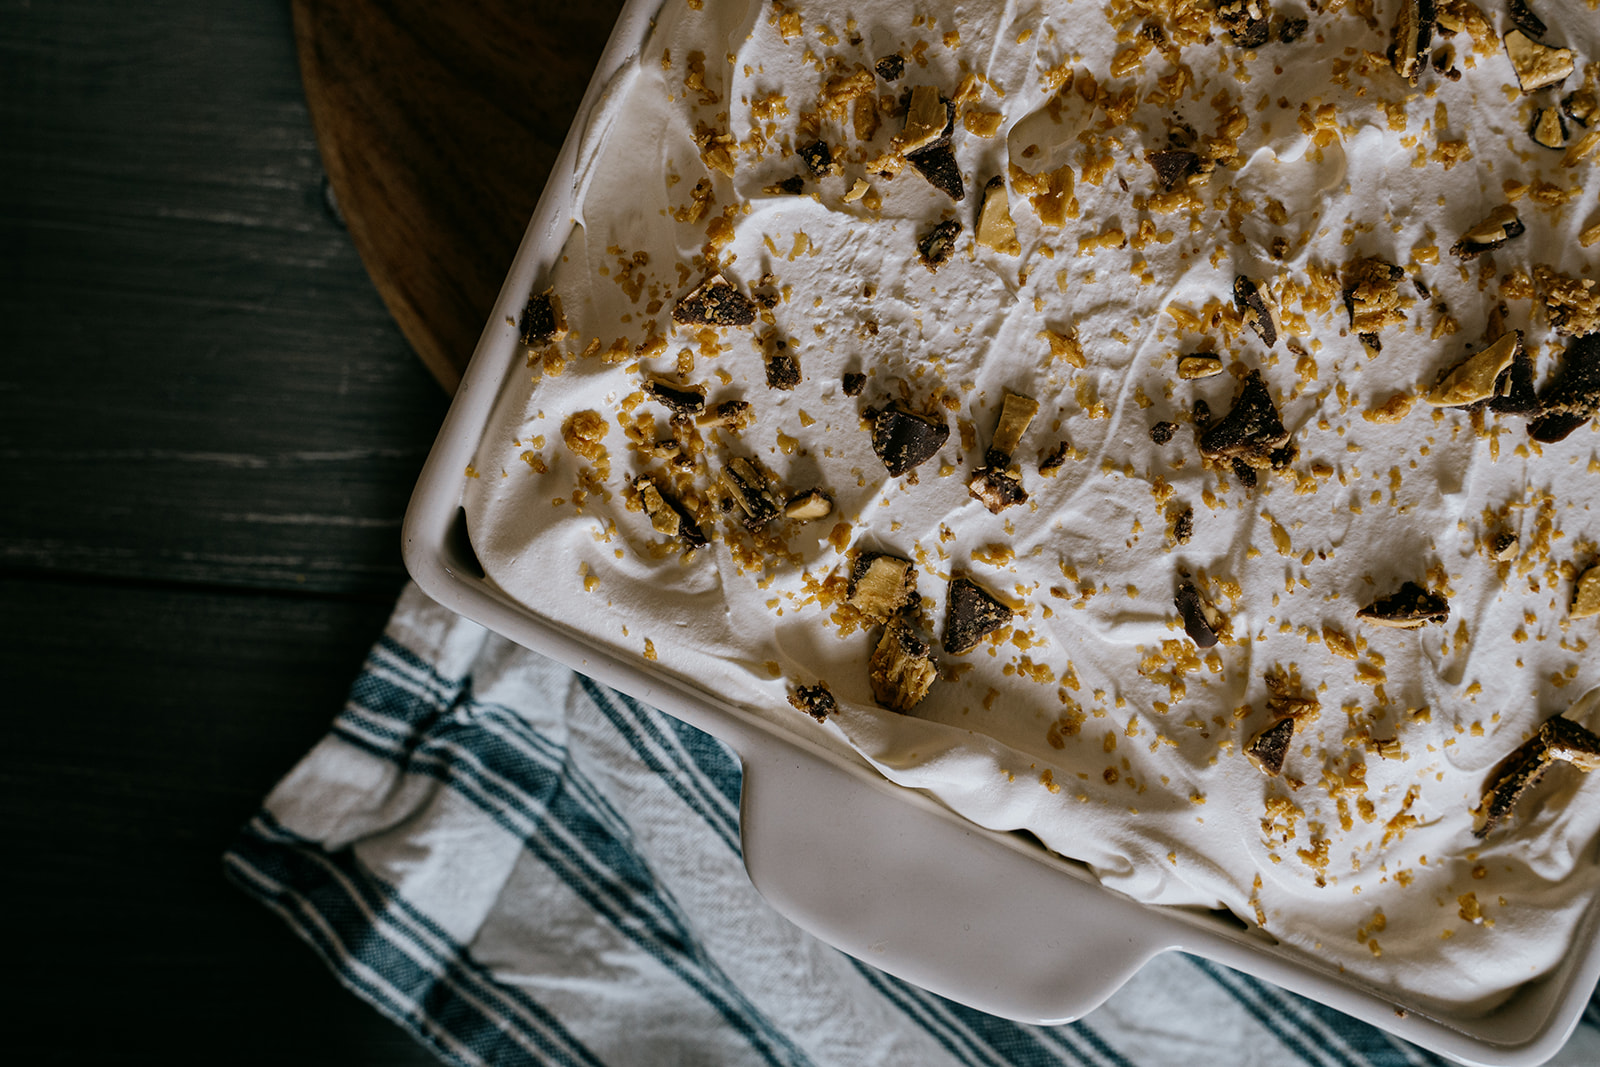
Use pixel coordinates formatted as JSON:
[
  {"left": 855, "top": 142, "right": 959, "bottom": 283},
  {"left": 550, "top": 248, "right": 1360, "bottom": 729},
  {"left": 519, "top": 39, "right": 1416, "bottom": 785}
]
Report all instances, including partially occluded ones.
[{"left": 465, "top": 0, "right": 1600, "bottom": 1014}]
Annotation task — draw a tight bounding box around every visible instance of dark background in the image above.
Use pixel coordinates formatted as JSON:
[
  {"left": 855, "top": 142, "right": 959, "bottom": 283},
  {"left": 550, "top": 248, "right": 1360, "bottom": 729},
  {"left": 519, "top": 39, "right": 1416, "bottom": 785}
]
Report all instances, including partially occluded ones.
[{"left": 4, "top": 2, "right": 445, "bottom": 1061}]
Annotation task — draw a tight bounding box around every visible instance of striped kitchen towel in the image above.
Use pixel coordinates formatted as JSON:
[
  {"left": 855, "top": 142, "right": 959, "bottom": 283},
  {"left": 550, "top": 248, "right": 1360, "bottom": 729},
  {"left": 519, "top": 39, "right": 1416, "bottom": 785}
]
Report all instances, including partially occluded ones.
[{"left": 225, "top": 584, "right": 1600, "bottom": 1067}]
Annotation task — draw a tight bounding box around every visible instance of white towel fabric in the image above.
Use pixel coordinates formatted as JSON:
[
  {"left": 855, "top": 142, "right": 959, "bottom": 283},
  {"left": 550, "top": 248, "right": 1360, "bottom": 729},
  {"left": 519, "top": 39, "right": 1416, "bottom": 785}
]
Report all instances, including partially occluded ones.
[{"left": 226, "top": 584, "right": 1600, "bottom": 1067}]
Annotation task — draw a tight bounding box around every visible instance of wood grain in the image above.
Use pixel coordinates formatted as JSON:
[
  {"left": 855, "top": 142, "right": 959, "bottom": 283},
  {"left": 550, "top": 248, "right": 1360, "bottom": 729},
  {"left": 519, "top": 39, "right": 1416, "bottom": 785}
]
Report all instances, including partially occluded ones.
[{"left": 292, "top": 0, "right": 627, "bottom": 392}]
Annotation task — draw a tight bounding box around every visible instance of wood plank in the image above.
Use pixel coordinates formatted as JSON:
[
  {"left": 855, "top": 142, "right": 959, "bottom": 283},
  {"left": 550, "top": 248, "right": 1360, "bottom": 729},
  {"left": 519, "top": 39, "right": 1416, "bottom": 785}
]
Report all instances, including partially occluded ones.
[
  {"left": 293, "top": 0, "right": 627, "bottom": 390},
  {"left": 0, "top": 0, "right": 449, "bottom": 596},
  {"left": 0, "top": 577, "right": 436, "bottom": 1064}
]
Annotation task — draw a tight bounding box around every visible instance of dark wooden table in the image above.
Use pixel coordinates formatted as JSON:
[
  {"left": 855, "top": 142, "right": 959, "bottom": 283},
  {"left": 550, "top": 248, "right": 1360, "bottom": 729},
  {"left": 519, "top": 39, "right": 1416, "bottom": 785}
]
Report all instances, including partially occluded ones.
[{"left": 3, "top": 3, "right": 473, "bottom": 1061}]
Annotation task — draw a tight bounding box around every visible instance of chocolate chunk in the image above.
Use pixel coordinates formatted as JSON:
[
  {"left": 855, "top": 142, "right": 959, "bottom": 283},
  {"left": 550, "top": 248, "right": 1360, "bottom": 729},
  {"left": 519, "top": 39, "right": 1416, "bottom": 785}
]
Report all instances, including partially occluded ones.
[
  {"left": 869, "top": 618, "right": 938, "bottom": 712},
  {"left": 1148, "top": 149, "right": 1198, "bottom": 190},
  {"left": 1357, "top": 581, "right": 1450, "bottom": 629},
  {"left": 719, "top": 457, "right": 780, "bottom": 529},
  {"left": 1192, "top": 398, "right": 1213, "bottom": 432},
  {"left": 1492, "top": 532, "right": 1520, "bottom": 562},
  {"left": 673, "top": 272, "right": 757, "bottom": 327},
  {"left": 1217, "top": 0, "right": 1272, "bottom": 48},
  {"left": 1199, "top": 370, "right": 1293, "bottom": 472},
  {"left": 1175, "top": 579, "right": 1222, "bottom": 648},
  {"left": 1150, "top": 420, "right": 1177, "bottom": 444},
  {"left": 849, "top": 552, "right": 917, "bottom": 619},
  {"left": 842, "top": 371, "right": 867, "bottom": 397},
  {"left": 1231, "top": 458, "right": 1259, "bottom": 488},
  {"left": 870, "top": 403, "right": 950, "bottom": 476},
  {"left": 1278, "top": 16, "right": 1308, "bottom": 42},
  {"left": 798, "top": 139, "right": 838, "bottom": 178},
  {"left": 773, "top": 175, "right": 806, "bottom": 195},
  {"left": 1387, "top": 0, "right": 1435, "bottom": 85},
  {"left": 1247, "top": 717, "right": 1296, "bottom": 776},
  {"left": 917, "top": 218, "right": 962, "bottom": 271},
  {"left": 1489, "top": 348, "right": 1541, "bottom": 417},
  {"left": 1529, "top": 334, "right": 1600, "bottom": 443},
  {"left": 1507, "top": 0, "right": 1547, "bottom": 38},
  {"left": 1450, "top": 205, "right": 1526, "bottom": 259},
  {"left": 1473, "top": 715, "right": 1600, "bottom": 837},
  {"left": 967, "top": 466, "right": 1028, "bottom": 512},
  {"left": 643, "top": 377, "right": 707, "bottom": 414},
  {"left": 1173, "top": 505, "right": 1194, "bottom": 545},
  {"left": 875, "top": 53, "right": 905, "bottom": 81},
  {"left": 1530, "top": 106, "right": 1568, "bottom": 149},
  {"left": 519, "top": 288, "right": 565, "bottom": 346},
  {"left": 1233, "top": 276, "right": 1279, "bottom": 347},
  {"left": 783, "top": 489, "right": 833, "bottom": 521},
  {"left": 907, "top": 142, "right": 965, "bottom": 201},
  {"left": 788, "top": 683, "right": 837, "bottom": 723},
  {"left": 943, "top": 574, "right": 1013, "bottom": 654},
  {"left": 1039, "top": 440, "right": 1071, "bottom": 473}
]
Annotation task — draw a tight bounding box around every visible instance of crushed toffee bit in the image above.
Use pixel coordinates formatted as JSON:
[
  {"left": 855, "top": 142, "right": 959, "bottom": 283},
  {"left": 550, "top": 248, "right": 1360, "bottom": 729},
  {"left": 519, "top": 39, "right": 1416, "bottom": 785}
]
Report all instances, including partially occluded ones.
[
  {"left": 1573, "top": 562, "right": 1600, "bottom": 619},
  {"left": 1150, "top": 420, "right": 1177, "bottom": 445},
  {"left": 1233, "top": 276, "right": 1279, "bottom": 347},
  {"left": 1530, "top": 107, "right": 1568, "bottom": 150},
  {"left": 975, "top": 176, "right": 1021, "bottom": 255},
  {"left": 1450, "top": 205, "right": 1525, "bottom": 259},
  {"left": 788, "top": 683, "right": 837, "bottom": 722},
  {"left": 917, "top": 218, "right": 962, "bottom": 271},
  {"left": 875, "top": 53, "right": 905, "bottom": 81},
  {"left": 1178, "top": 353, "right": 1225, "bottom": 380},
  {"left": 1492, "top": 533, "right": 1520, "bottom": 562},
  {"left": 1175, "top": 578, "right": 1224, "bottom": 649},
  {"left": 1217, "top": 0, "right": 1271, "bottom": 48},
  {"left": 783, "top": 488, "right": 833, "bottom": 521},
  {"left": 719, "top": 456, "right": 780, "bottom": 529},
  {"left": 1247, "top": 717, "right": 1296, "bottom": 776},
  {"left": 1148, "top": 149, "right": 1198, "bottom": 191},
  {"left": 869, "top": 402, "right": 950, "bottom": 476},
  {"left": 1173, "top": 505, "right": 1194, "bottom": 545},
  {"left": 519, "top": 288, "right": 566, "bottom": 346},
  {"left": 1529, "top": 334, "right": 1600, "bottom": 443},
  {"left": 635, "top": 473, "right": 706, "bottom": 547},
  {"left": 644, "top": 376, "right": 708, "bottom": 414},
  {"left": 1564, "top": 90, "right": 1597, "bottom": 128},
  {"left": 841, "top": 371, "right": 867, "bottom": 397},
  {"left": 1342, "top": 257, "right": 1407, "bottom": 335},
  {"left": 1387, "top": 0, "right": 1435, "bottom": 85},
  {"left": 1503, "top": 28, "right": 1574, "bottom": 93},
  {"left": 849, "top": 552, "right": 917, "bottom": 620},
  {"left": 942, "top": 574, "right": 1012, "bottom": 654},
  {"left": 1199, "top": 369, "right": 1294, "bottom": 474},
  {"left": 897, "top": 85, "right": 949, "bottom": 154},
  {"left": 869, "top": 617, "right": 938, "bottom": 712},
  {"left": 798, "top": 139, "right": 839, "bottom": 178},
  {"left": 673, "top": 271, "right": 757, "bottom": 327},
  {"left": 988, "top": 392, "right": 1040, "bottom": 464},
  {"left": 1357, "top": 581, "right": 1450, "bottom": 629},
  {"left": 1423, "top": 331, "right": 1521, "bottom": 408},
  {"left": 1473, "top": 715, "right": 1600, "bottom": 837}
]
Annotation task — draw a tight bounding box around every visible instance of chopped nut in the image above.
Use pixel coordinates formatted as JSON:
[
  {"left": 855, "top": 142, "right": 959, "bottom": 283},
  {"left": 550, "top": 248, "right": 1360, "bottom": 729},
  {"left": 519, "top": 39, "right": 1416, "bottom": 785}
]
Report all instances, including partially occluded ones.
[
  {"left": 1424, "top": 331, "right": 1521, "bottom": 407},
  {"left": 869, "top": 618, "right": 938, "bottom": 712},
  {"left": 1357, "top": 581, "right": 1450, "bottom": 629},
  {"left": 842, "top": 178, "right": 870, "bottom": 203},
  {"left": 917, "top": 218, "right": 962, "bottom": 271},
  {"left": 942, "top": 574, "right": 1012, "bottom": 654},
  {"left": 673, "top": 272, "right": 757, "bottom": 327},
  {"left": 1503, "top": 28, "right": 1573, "bottom": 93},
  {"left": 788, "top": 683, "right": 837, "bottom": 722},
  {"left": 1178, "top": 353, "right": 1225, "bottom": 380},
  {"left": 869, "top": 402, "right": 950, "bottom": 476},
  {"left": 1450, "top": 205, "right": 1525, "bottom": 259},
  {"left": 783, "top": 488, "right": 833, "bottom": 521},
  {"left": 1474, "top": 715, "right": 1600, "bottom": 836},
  {"left": 1573, "top": 562, "right": 1600, "bottom": 619},
  {"left": 849, "top": 552, "right": 917, "bottom": 620},
  {"left": 1247, "top": 717, "right": 1296, "bottom": 776},
  {"left": 975, "top": 176, "right": 1021, "bottom": 255}
]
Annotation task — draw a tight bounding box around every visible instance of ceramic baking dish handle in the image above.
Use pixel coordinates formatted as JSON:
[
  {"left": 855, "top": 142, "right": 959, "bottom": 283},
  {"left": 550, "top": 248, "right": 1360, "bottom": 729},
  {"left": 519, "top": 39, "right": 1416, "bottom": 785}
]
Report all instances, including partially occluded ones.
[{"left": 738, "top": 739, "right": 1170, "bottom": 1025}]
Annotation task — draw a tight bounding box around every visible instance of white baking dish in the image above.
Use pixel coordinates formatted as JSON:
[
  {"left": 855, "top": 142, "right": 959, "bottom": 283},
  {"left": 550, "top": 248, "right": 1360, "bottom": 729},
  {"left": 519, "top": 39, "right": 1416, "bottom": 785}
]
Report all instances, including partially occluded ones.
[{"left": 401, "top": 2, "right": 1600, "bottom": 1062}]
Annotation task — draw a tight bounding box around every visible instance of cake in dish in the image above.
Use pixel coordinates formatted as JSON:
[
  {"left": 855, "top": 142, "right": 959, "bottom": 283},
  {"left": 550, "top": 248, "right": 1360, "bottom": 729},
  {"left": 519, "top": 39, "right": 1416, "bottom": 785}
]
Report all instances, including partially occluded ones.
[{"left": 464, "top": 0, "right": 1600, "bottom": 1015}]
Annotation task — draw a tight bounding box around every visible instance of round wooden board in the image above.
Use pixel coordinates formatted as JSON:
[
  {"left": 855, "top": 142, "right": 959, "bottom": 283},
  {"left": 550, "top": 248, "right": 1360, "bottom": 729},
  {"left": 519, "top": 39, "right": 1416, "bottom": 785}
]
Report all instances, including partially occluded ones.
[{"left": 292, "top": 0, "right": 627, "bottom": 393}]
